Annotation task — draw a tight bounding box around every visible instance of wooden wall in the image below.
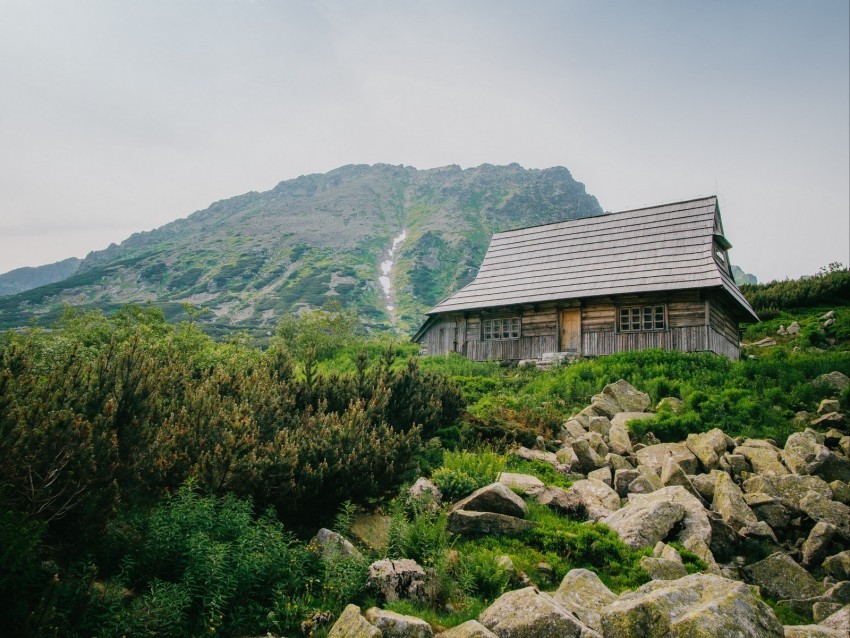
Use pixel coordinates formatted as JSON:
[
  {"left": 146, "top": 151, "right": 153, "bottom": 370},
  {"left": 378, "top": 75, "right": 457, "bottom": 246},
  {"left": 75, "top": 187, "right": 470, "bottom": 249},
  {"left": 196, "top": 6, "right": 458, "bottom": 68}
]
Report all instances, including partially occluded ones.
[{"left": 417, "top": 289, "right": 742, "bottom": 361}]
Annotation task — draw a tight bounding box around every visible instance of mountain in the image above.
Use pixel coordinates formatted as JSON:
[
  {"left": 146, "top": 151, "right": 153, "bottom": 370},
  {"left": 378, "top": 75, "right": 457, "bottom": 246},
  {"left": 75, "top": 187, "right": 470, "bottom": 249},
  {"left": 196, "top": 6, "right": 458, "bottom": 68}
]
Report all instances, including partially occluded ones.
[
  {"left": 0, "top": 257, "right": 82, "bottom": 297},
  {"left": 0, "top": 164, "right": 602, "bottom": 336},
  {"left": 731, "top": 265, "right": 758, "bottom": 286}
]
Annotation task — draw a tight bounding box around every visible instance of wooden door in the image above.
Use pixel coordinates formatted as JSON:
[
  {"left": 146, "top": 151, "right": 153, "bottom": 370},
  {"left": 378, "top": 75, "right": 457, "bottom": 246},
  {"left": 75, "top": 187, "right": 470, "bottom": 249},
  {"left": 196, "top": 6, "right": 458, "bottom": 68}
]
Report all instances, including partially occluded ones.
[{"left": 560, "top": 309, "right": 581, "bottom": 353}]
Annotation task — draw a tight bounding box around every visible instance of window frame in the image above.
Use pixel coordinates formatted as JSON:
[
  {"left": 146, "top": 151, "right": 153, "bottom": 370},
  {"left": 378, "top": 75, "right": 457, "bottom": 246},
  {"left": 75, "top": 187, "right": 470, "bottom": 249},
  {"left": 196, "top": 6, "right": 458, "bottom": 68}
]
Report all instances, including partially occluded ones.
[
  {"left": 617, "top": 304, "right": 667, "bottom": 333},
  {"left": 481, "top": 316, "right": 521, "bottom": 341}
]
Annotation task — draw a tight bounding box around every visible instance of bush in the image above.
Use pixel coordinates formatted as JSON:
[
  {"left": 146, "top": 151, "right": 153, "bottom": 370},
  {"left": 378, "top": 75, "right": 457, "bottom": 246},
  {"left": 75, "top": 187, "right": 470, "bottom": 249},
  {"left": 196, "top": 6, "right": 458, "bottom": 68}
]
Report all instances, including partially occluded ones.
[{"left": 431, "top": 450, "right": 506, "bottom": 501}]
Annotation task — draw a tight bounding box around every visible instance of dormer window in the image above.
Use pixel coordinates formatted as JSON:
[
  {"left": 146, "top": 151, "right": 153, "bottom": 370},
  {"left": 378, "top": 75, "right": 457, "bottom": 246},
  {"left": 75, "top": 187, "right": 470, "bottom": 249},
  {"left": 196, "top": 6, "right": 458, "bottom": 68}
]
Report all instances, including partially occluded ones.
[{"left": 713, "top": 233, "right": 732, "bottom": 273}]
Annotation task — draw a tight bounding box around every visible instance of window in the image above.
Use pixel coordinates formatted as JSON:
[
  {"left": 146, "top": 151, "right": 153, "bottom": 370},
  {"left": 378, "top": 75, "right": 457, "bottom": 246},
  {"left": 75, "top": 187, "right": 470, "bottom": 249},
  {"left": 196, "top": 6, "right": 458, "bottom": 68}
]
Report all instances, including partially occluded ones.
[
  {"left": 619, "top": 305, "right": 665, "bottom": 332},
  {"left": 482, "top": 317, "right": 520, "bottom": 340}
]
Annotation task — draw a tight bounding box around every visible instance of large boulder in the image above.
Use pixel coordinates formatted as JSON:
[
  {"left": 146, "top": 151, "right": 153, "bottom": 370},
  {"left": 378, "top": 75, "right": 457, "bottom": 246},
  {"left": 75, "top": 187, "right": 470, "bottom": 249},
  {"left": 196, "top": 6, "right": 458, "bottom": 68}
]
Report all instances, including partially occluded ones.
[
  {"left": 364, "top": 608, "right": 433, "bottom": 638},
  {"left": 819, "top": 604, "right": 850, "bottom": 631},
  {"left": 590, "top": 392, "right": 622, "bottom": 419},
  {"left": 572, "top": 439, "right": 605, "bottom": 473},
  {"left": 409, "top": 478, "right": 442, "bottom": 503},
  {"left": 735, "top": 442, "right": 790, "bottom": 476},
  {"left": 639, "top": 556, "right": 689, "bottom": 580},
  {"left": 569, "top": 479, "right": 622, "bottom": 522},
  {"left": 713, "top": 472, "right": 759, "bottom": 531},
  {"left": 437, "top": 621, "right": 498, "bottom": 638},
  {"left": 312, "top": 528, "right": 362, "bottom": 560},
  {"left": 783, "top": 431, "right": 850, "bottom": 483},
  {"left": 551, "top": 568, "right": 616, "bottom": 630},
  {"left": 660, "top": 456, "right": 701, "bottom": 499},
  {"left": 478, "top": 586, "right": 600, "bottom": 638},
  {"left": 601, "top": 495, "right": 686, "bottom": 550},
  {"left": 367, "top": 559, "right": 426, "bottom": 602},
  {"left": 328, "top": 605, "right": 382, "bottom": 638},
  {"left": 783, "top": 626, "right": 847, "bottom": 637},
  {"left": 608, "top": 424, "right": 634, "bottom": 456},
  {"left": 446, "top": 511, "right": 533, "bottom": 536},
  {"left": 603, "top": 379, "right": 651, "bottom": 413},
  {"left": 799, "top": 491, "right": 850, "bottom": 539},
  {"left": 686, "top": 429, "right": 734, "bottom": 472},
  {"left": 742, "top": 475, "right": 833, "bottom": 513},
  {"left": 745, "top": 493, "right": 792, "bottom": 531},
  {"left": 452, "top": 483, "right": 528, "bottom": 519},
  {"left": 743, "top": 552, "right": 825, "bottom": 601},
  {"left": 635, "top": 443, "right": 699, "bottom": 476},
  {"left": 600, "top": 573, "right": 783, "bottom": 638},
  {"left": 801, "top": 522, "right": 838, "bottom": 567},
  {"left": 535, "top": 485, "right": 583, "bottom": 516},
  {"left": 814, "top": 371, "right": 850, "bottom": 392},
  {"left": 499, "top": 473, "right": 546, "bottom": 498},
  {"left": 822, "top": 550, "right": 850, "bottom": 580}
]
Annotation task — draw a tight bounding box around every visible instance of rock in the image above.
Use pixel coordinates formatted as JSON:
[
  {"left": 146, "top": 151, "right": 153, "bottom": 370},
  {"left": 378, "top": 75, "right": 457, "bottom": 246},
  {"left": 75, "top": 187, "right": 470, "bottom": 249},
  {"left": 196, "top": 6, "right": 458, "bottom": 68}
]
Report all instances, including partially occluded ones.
[
  {"left": 660, "top": 456, "right": 702, "bottom": 499},
  {"left": 602, "top": 492, "right": 686, "bottom": 550},
  {"left": 569, "top": 479, "right": 622, "bottom": 522},
  {"left": 608, "top": 424, "right": 634, "bottom": 456},
  {"left": 614, "top": 469, "right": 640, "bottom": 497},
  {"left": 752, "top": 336, "right": 778, "bottom": 347},
  {"left": 367, "top": 559, "right": 426, "bottom": 602},
  {"left": 552, "top": 568, "right": 616, "bottom": 630},
  {"left": 562, "top": 419, "right": 587, "bottom": 439},
  {"left": 822, "top": 550, "right": 850, "bottom": 580},
  {"left": 533, "top": 435, "right": 546, "bottom": 451},
  {"left": 814, "top": 371, "right": 850, "bottom": 392},
  {"left": 745, "top": 493, "right": 792, "bottom": 531},
  {"left": 556, "top": 444, "right": 580, "bottom": 468},
  {"left": 312, "top": 528, "right": 361, "bottom": 560},
  {"left": 740, "top": 520, "right": 778, "bottom": 543},
  {"left": 783, "top": 625, "right": 847, "bottom": 637},
  {"left": 452, "top": 483, "right": 528, "bottom": 519},
  {"left": 588, "top": 467, "right": 613, "bottom": 487},
  {"left": 512, "top": 446, "right": 562, "bottom": 469},
  {"left": 479, "top": 586, "right": 600, "bottom": 638},
  {"left": 777, "top": 325, "right": 788, "bottom": 336},
  {"left": 819, "top": 604, "right": 850, "bottom": 631},
  {"left": 437, "top": 620, "right": 498, "bottom": 638},
  {"left": 736, "top": 442, "right": 790, "bottom": 476},
  {"left": 535, "top": 485, "right": 584, "bottom": 516},
  {"left": 654, "top": 541, "right": 683, "bottom": 563},
  {"left": 742, "top": 475, "right": 833, "bottom": 513},
  {"left": 802, "top": 522, "right": 838, "bottom": 567},
  {"left": 635, "top": 443, "right": 699, "bottom": 476},
  {"left": 813, "top": 602, "right": 845, "bottom": 624},
  {"left": 743, "top": 552, "right": 825, "bottom": 600},
  {"left": 799, "top": 491, "right": 850, "bottom": 539},
  {"left": 811, "top": 412, "right": 847, "bottom": 430},
  {"left": 690, "top": 471, "right": 722, "bottom": 502},
  {"left": 818, "top": 399, "right": 841, "bottom": 416},
  {"left": 499, "top": 472, "right": 546, "bottom": 498},
  {"left": 603, "top": 379, "right": 651, "bottom": 413},
  {"left": 409, "top": 478, "right": 442, "bottom": 503},
  {"left": 783, "top": 430, "right": 850, "bottom": 482},
  {"left": 328, "top": 605, "right": 382, "bottom": 638},
  {"left": 590, "top": 392, "right": 622, "bottom": 419},
  {"left": 572, "top": 439, "right": 605, "bottom": 473},
  {"left": 605, "top": 453, "right": 633, "bottom": 471},
  {"left": 820, "top": 310, "right": 836, "bottom": 321},
  {"left": 610, "top": 411, "right": 655, "bottom": 431},
  {"left": 723, "top": 452, "right": 752, "bottom": 479},
  {"left": 686, "top": 429, "right": 734, "bottom": 472},
  {"left": 628, "top": 466, "right": 664, "bottom": 494},
  {"left": 656, "top": 396, "right": 685, "bottom": 413},
  {"left": 713, "top": 472, "right": 759, "bottom": 531},
  {"left": 639, "top": 556, "right": 689, "bottom": 580},
  {"left": 600, "top": 573, "right": 783, "bottom": 638},
  {"left": 707, "top": 512, "right": 740, "bottom": 562},
  {"left": 446, "top": 510, "right": 533, "bottom": 536},
  {"left": 787, "top": 321, "right": 801, "bottom": 335},
  {"left": 364, "top": 608, "right": 433, "bottom": 638},
  {"left": 588, "top": 416, "right": 612, "bottom": 437}
]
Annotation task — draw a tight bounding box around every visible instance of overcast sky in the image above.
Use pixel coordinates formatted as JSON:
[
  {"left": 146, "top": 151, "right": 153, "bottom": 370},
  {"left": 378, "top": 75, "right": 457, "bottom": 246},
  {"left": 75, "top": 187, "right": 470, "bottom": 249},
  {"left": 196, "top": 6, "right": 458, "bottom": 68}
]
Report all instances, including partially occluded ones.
[{"left": 0, "top": 0, "right": 847, "bottom": 281}]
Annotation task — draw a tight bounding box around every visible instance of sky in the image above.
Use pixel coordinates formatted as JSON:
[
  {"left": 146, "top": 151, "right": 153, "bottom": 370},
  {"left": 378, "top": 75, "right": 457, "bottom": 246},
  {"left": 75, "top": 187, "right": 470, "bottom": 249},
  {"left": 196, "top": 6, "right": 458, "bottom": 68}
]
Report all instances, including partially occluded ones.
[{"left": 0, "top": 0, "right": 848, "bottom": 282}]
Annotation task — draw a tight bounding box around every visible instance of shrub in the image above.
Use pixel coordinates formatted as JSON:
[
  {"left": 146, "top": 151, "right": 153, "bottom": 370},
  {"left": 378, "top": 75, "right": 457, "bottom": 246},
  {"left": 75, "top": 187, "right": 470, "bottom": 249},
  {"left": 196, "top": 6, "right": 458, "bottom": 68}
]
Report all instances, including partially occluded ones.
[{"left": 431, "top": 450, "right": 505, "bottom": 501}]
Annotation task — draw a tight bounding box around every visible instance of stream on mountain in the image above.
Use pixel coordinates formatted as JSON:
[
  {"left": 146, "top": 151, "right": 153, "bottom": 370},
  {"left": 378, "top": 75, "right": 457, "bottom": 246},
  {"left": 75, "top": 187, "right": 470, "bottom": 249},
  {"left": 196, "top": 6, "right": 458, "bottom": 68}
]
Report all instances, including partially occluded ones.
[{"left": 380, "top": 229, "right": 407, "bottom": 321}]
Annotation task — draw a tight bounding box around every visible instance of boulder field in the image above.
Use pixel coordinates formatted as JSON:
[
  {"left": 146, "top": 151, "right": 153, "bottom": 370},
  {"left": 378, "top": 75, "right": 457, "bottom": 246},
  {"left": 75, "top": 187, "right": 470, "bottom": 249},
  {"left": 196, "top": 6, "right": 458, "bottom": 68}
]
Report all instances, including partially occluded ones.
[{"left": 324, "top": 377, "right": 850, "bottom": 638}]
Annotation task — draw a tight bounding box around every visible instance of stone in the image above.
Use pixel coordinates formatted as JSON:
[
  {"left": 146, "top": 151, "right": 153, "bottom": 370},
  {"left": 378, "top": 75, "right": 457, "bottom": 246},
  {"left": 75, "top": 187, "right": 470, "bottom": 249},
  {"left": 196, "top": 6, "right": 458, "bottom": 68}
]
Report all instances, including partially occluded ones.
[
  {"left": 562, "top": 419, "right": 587, "bottom": 439},
  {"left": 479, "top": 586, "right": 599, "bottom": 638},
  {"left": 635, "top": 443, "right": 699, "bottom": 476},
  {"left": 608, "top": 425, "right": 634, "bottom": 456},
  {"left": 686, "top": 428, "right": 733, "bottom": 472},
  {"left": 328, "top": 605, "right": 382, "bottom": 638},
  {"left": 614, "top": 469, "right": 640, "bottom": 497},
  {"left": 452, "top": 483, "right": 528, "bottom": 519},
  {"left": 814, "top": 371, "right": 850, "bottom": 392},
  {"left": 569, "top": 478, "right": 622, "bottom": 522},
  {"left": 446, "top": 511, "right": 533, "bottom": 536},
  {"left": 588, "top": 416, "right": 612, "bottom": 437},
  {"left": 409, "top": 478, "right": 442, "bottom": 503},
  {"left": 603, "top": 379, "right": 651, "bottom": 413},
  {"left": 367, "top": 559, "right": 426, "bottom": 602},
  {"left": 782, "top": 626, "right": 847, "bottom": 637},
  {"left": 556, "top": 444, "right": 580, "bottom": 469},
  {"left": 736, "top": 442, "right": 790, "bottom": 476},
  {"left": 822, "top": 550, "right": 850, "bottom": 580},
  {"left": 499, "top": 473, "right": 546, "bottom": 498},
  {"left": 813, "top": 602, "right": 845, "bottom": 624},
  {"left": 654, "top": 541, "right": 683, "bottom": 563},
  {"left": 819, "top": 604, "right": 850, "bottom": 631},
  {"left": 512, "top": 447, "right": 562, "bottom": 468},
  {"left": 783, "top": 430, "right": 848, "bottom": 481},
  {"left": 743, "top": 552, "right": 825, "bottom": 601},
  {"left": 602, "top": 493, "right": 686, "bottom": 550},
  {"left": 628, "top": 466, "right": 664, "bottom": 494},
  {"left": 656, "top": 396, "right": 684, "bottom": 413},
  {"left": 590, "top": 392, "right": 622, "bottom": 419},
  {"left": 787, "top": 321, "right": 801, "bottom": 335},
  {"left": 364, "top": 608, "right": 433, "bottom": 638},
  {"left": 799, "top": 491, "right": 850, "bottom": 539},
  {"left": 588, "top": 467, "right": 613, "bottom": 487},
  {"left": 572, "top": 438, "right": 605, "bottom": 473},
  {"left": 742, "top": 475, "right": 833, "bottom": 513},
  {"left": 600, "top": 573, "right": 784, "bottom": 638},
  {"left": 713, "top": 472, "right": 759, "bottom": 531},
  {"left": 552, "top": 568, "right": 616, "bottom": 630},
  {"left": 605, "top": 453, "right": 633, "bottom": 471},
  {"left": 437, "top": 620, "right": 498, "bottom": 638},
  {"left": 811, "top": 413, "right": 847, "bottom": 430},
  {"left": 660, "top": 455, "right": 702, "bottom": 499},
  {"left": 802, "top": 521, "right": 838, "bottom": 567},
  {"left": 533, "top": 435, "right": 546, "bottom": 451},
  {"left": 707, "top": 512, "right": 740, "bottom": 562},
  {"left": 610, "top": 411, "right": 655, "bottom": 431},
  {"left": 535, "top": 485, "right": 584, "bottom": 516},
  {"left": 740, "top": 521, "right": 778, "bottom": 543},
  {"left": 745, "top": 493, "right": 792, "bottom": 531},
  {"left": 312, "top": 528, "right": 361, "bottom": 560},
  {"left": 639, "top": 556, "right": 689, "bottom": 580},
  {"left": 690, "top": 471, "right": 722, "bottom": 502},
  {"left": 723, "top": 452, "right": 752, "bottom": 478},
  {"left": 819, "top": 399, "right": 841, "bottom": 416},
  {"left": 586, "top": 431, "right": 609, "bottom": 458}
]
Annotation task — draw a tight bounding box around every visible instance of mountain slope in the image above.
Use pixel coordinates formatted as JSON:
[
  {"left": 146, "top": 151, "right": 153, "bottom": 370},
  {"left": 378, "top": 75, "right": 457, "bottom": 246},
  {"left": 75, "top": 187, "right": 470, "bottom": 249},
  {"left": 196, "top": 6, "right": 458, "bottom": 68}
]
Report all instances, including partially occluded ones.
[
  {"left": 0, "top": 164, "right": 602, "bottom": 335},
  {"left": 0, "top": 257, "right": 81, "bottom": 297}
]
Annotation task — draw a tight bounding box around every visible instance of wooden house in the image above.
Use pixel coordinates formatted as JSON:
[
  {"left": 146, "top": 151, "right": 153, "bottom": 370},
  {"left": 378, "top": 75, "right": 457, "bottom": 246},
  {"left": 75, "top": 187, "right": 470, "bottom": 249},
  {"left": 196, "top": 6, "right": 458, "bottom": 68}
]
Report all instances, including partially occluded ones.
[{"left": 413, "top": 196, "right": 757, "bottom": 361}]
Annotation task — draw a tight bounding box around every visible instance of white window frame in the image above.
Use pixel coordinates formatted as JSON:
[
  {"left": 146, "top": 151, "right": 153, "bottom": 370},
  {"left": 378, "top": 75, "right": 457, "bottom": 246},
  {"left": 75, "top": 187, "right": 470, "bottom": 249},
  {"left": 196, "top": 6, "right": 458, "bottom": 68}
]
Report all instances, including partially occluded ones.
[
  {"left": 482, "top": 316, "right": 521, "bottom": 341},
  {"left": 618, "top": 305, "right": 666, "bottom": 332}
]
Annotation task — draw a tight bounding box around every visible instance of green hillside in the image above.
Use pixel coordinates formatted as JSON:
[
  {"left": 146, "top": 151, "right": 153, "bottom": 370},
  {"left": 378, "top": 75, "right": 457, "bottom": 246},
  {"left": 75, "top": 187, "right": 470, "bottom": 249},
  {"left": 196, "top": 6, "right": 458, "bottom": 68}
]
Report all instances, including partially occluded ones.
[{"left": 0, "top": 164, "right": 601, "bottom": 336}]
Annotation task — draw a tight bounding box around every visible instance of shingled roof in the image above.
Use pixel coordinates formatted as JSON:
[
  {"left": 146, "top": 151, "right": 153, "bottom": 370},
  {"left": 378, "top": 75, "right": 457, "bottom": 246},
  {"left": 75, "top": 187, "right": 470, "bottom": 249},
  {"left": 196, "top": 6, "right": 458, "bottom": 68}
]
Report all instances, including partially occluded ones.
[{"left": 426, "top": 195, "right": 758, "bottom": 321}]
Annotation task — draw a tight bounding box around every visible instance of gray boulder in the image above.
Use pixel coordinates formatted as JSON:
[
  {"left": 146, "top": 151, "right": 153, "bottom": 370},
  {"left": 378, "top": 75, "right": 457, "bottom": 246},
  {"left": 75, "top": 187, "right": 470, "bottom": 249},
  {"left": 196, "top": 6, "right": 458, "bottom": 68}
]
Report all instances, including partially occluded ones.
[
  {"left": 610, "top": 411, "right": 656, "bottom": 431},
  {"left": 499, "top": 472, "right": 546, "bottom": 498},
  {"left": 783, "top": 625, "right": 847, "bottom": 637},
  {"left": 639, "top": 556, "right": 689, "bottom": 580},
  {"left": 819, "top": 604, "right": 849, "bottom": 631},
  {"left": 745, "top": 493, "right": 792, "bottom": 531},
  {"left": 814, "top": 371, "right": 850, "bottom": 392},
  {"left": 328, "top": 605, "right": 382, "bottom": 638},
  {"left": 312, "top": 528, "right": 361, "bottom": 560},
  {"left": 742, "top": 475, "right": 833, "bottom": 513},
  {"left": 635, "top": 443, "right": 699, "bottom": 476},
  {"left": 660, "top": 455, "right": 702, "bottom": 499},
  {"left": 410, "top": 477, "right": 442, "bottom": 503},
  {"left": 743, "top": 552, "right": 825, "bottom": 601},
  {"left": 601, "top": 496, "right": 686, "bottom": 550},
  {"left": 822, "top": 550, "right": 850, "bottom": 580},
  {"left": 569, "top": 478, "right": 622, "bottom": 522},
  {"left": 603, "top": 379, "right": 651, "bottom": 413},
  {"left": 600, "top": 573, "right": 783, "bottom": 638},
  {"left": 572, "top": 439, "right": 605, "bottom": 473},
  {"left": 735, "top": 441, "right": 790, "bottom": 476},
  {"left": 686, "top": 429, "right": 734, "bottom": 472},
  {"left": 446, "top": 511, "right": 533, "bottom": 536},
  {"left": 365, "top": 608, "right": 433, "bottom": 638},
  {"left": 452, "top": 483, "right": 528, "bottom": 519},
  {"left": 479, "top": 586, "right": 600, "bottom": 638},
  {"left": 437, "top": 620, "right": 498, "bottom": 638},
  {"left": 799, "top": 491, "right": 850, "bottom": 539},
  {"left": 367, "top": 559, "right": 426, "bottom": 602},
  {"left": 608, "top": 424, "right": 634, "bottom": 456},
  {"left": 713, "top": 472, "right": 759, "bottom": 531},
  {"left": 551, "top": 568, "right": 616, "bottom": 630},
  {"left": 590, "top": 392, "right": 622, "bottom": 419},
  {"left": 802, "top": 521, "right": 838, "bottom": 567}
]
